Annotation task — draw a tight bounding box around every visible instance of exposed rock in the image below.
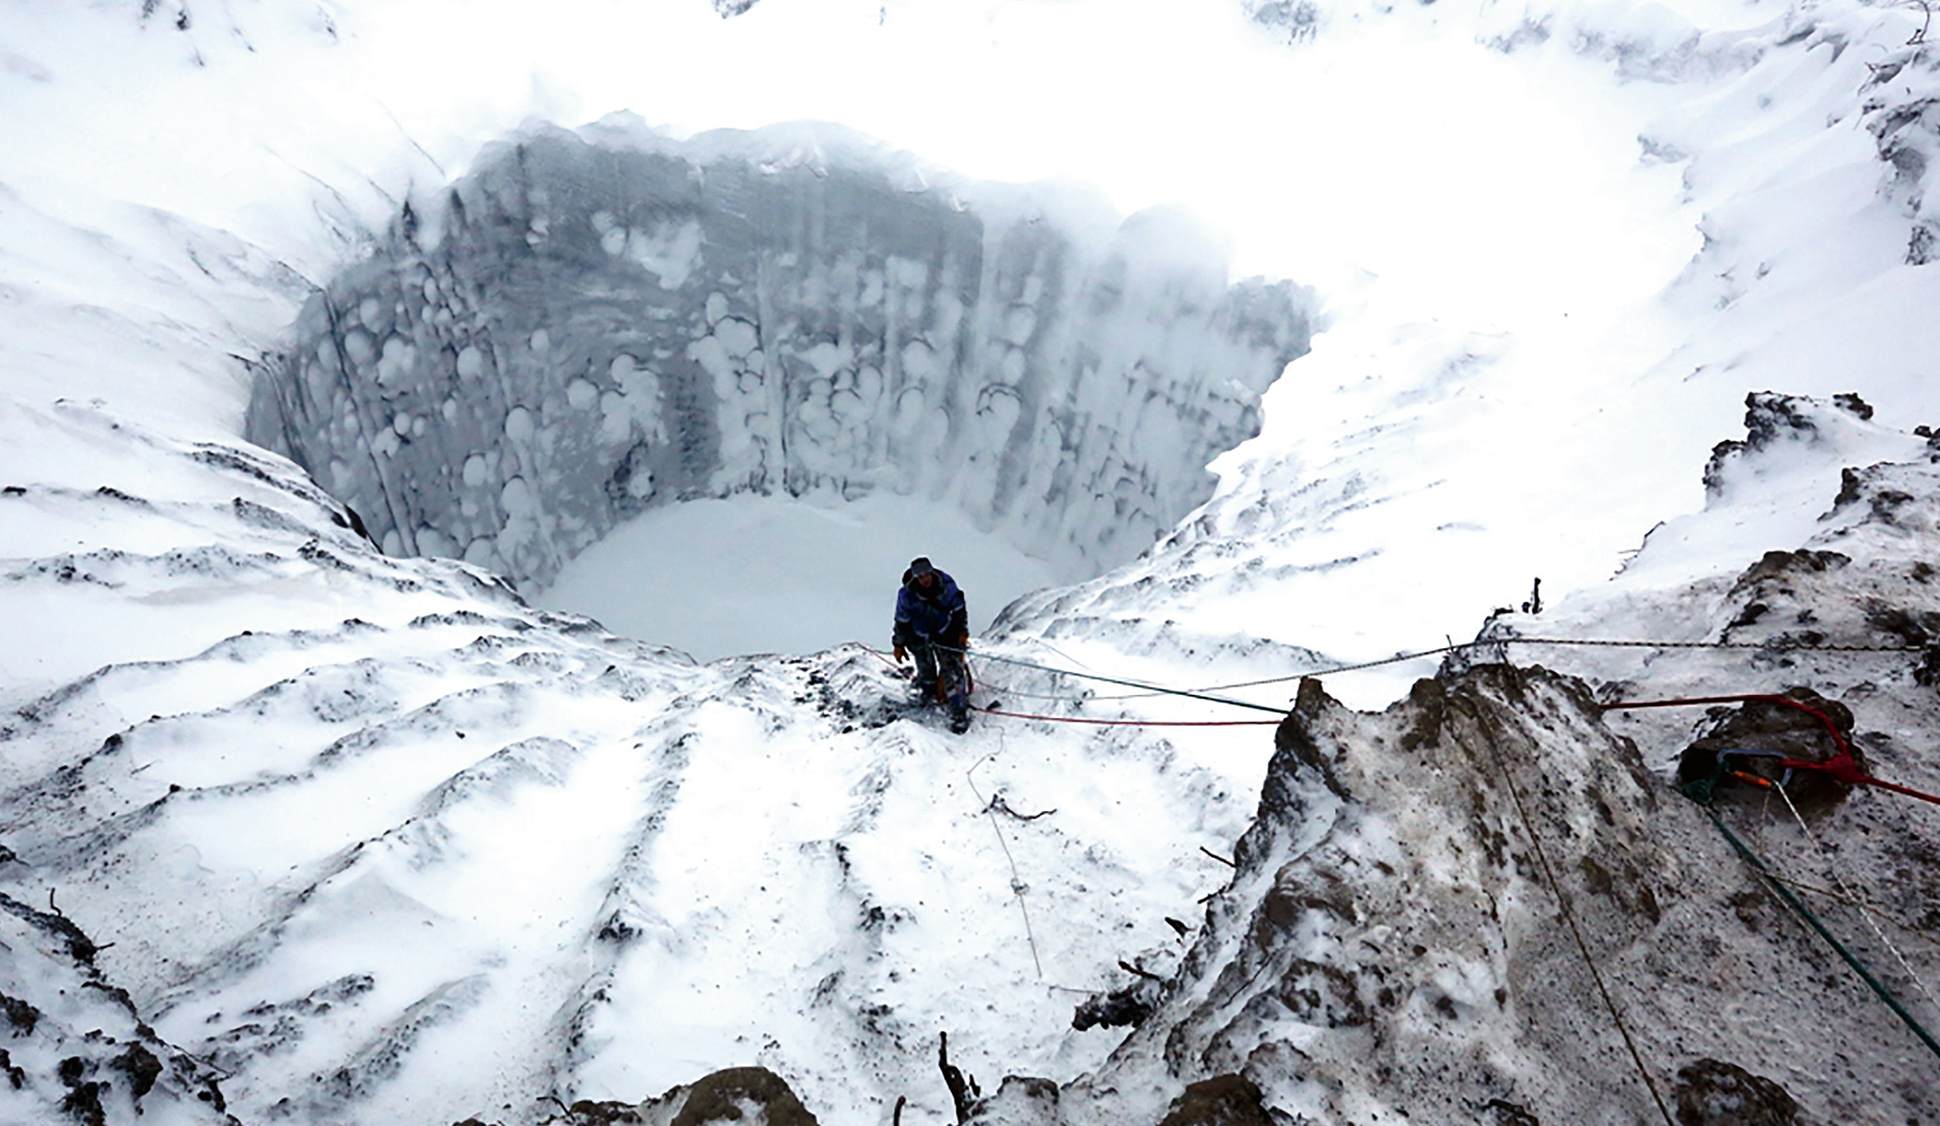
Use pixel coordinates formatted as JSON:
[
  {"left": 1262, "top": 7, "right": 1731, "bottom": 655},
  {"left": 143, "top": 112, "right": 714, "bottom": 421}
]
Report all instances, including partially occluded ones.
[
  {"left": 1672, "top": 1059, "right": 1798, "bottom": 1125},
  {"left": 1480, "top": 1098, "right": 1541, "bottom": 1126},
  {"left": 1071, "top": 979, "right": 1159, "bottom": 1031},
  {"left": 965, "top": 1076, "right": 1060, "bottom": 1126},
  {"left": 669, "top": 1067, "right": 817, "bottom": 1126},
  {"left": 107, "top": 1044, "right": 162, "bottom": 1101},
  {"left": 518, "top": 1066, "right": 821, "bottom": 1126},
  {"left": 1704, "top": 392, "right": 1828, "bottom": 496},
  {"left": 1828, "top": 463, "right": 1940, "bottom": 531},
  {"left": 1831, "top": 392, "right": 1873, "bottom": 421},
  {"left": 1154, "top": 1074, "right": 1277, "bottom": 1126},
  {"left": 1917, "top": 644, "right": 1940, "bottom": 688},
  {"left": 1098, "top": 665, "right": 1679, "bottom": 1122},
  {"left": 560, "top": 1100, "right": 646, "bottom": 1124},
  {"left": 1730, "top": 550, "right": 1849, "bottom": 594},
  {"left": 0, "top": 890, "right": 234, "bottom": 1125},
  {"left": 1052, "top": 641, "right": 1940, "bottom": 1125},
  {"left": 1674, "top": 687, "right": 1863, "bottom": 810},
  {"left": 0, "top": 992, "right": 39, "bottom": 1036}
]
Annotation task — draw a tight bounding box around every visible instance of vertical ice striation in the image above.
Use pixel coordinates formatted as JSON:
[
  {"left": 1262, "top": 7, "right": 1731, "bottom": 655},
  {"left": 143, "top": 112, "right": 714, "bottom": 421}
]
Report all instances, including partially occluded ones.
[{"left": 245, "top": 119, "right": 1313, "bottom": 592}]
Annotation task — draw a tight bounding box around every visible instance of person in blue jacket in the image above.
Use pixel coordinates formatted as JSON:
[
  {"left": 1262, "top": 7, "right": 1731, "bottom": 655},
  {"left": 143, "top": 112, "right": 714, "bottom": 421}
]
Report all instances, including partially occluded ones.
[{"left": 893, "top": 556, "right": 972, "bottom": 733}]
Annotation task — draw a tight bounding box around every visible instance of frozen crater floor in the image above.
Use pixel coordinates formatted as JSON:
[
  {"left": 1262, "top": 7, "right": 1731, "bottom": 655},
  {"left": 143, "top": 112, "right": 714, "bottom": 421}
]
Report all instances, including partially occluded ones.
[{"left": 534, "top": 490, "right": 1062, "bottom": 660}]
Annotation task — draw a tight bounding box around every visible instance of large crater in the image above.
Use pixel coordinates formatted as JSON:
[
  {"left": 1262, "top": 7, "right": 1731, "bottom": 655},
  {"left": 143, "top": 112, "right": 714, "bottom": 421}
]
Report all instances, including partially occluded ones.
[{"left": 246, "top": 119, "right": 1312, "bottom": 653}]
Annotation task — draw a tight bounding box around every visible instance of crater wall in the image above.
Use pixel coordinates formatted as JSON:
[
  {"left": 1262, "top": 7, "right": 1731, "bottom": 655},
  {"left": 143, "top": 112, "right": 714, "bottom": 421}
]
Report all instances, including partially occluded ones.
[{"left": 246, "top": 121, "right": 1313, "bottom": 590}]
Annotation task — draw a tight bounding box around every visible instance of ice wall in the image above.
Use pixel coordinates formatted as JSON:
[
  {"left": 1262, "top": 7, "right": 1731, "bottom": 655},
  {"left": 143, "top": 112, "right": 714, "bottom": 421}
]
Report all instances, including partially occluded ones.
[{"left": 245, "top": 120, "right": 1313, "bottom": 591}]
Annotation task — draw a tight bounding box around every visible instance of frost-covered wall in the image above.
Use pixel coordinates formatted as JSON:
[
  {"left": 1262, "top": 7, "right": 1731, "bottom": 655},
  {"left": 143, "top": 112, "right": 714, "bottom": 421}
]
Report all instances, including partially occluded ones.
[{"left": 246, "top": 121, "right": 1313, "bottom": 589}]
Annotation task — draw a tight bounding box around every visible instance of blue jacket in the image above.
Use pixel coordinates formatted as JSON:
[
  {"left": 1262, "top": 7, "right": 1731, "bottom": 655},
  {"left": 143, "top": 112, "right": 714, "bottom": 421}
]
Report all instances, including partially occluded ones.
[{"left": 894, "top": 568, "right": 968, "bottom": 646}]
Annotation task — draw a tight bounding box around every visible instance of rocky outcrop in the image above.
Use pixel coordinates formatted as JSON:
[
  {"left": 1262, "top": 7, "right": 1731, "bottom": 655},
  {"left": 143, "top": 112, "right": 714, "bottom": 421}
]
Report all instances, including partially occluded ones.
[
  {"left": 0, "top": 890, "right": 238, "bottom": 1126},
  {"left": 1118, "top": 665, "right": 1682, "bottom": 1123},
  {"left": 1672, "top": 1059, "right": 1800, "bottom": 1126},
  {"left": 1054, "top": 652, "right": 1936, "bottom": 1124},
  {"left": 452, "top": 1066, "right": 816, "bottom": 1126},
  {"left": 246, "top": 121, "right": 1312, "bottom": 590},
  {"left": 1701, "top": 391, "right": 1880, "bottom": 499}
]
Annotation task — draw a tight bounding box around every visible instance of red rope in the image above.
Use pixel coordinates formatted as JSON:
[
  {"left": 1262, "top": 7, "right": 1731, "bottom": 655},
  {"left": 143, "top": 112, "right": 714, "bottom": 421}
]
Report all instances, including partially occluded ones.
[
  {"left": 979, "top": 705, "right": 1280, "bottom": 728},
  {"left": 1601, "top": 693, "right": 1940, "bottom": 806},
  {"left": 1852, "top": 776, "right": 1940, "bottom": 807}
]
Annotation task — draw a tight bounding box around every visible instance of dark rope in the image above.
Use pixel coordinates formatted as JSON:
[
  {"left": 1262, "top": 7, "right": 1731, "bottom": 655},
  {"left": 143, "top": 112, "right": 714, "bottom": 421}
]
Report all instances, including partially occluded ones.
[
  {"left": 944, "top": 646, "right": 1290, "bottom": 716},
  {"left": 986, "top": 635, "right": 1922, "bottom": 706},
  {"left": 978, "top": 705, "right": 1280, "bottom": 728},
  {"left": 1477, "top": 715, "right": 1676, "bottom": 1126},
  {"left": 1688, "top": 792, "right": 1940, "bottom": 1063}
]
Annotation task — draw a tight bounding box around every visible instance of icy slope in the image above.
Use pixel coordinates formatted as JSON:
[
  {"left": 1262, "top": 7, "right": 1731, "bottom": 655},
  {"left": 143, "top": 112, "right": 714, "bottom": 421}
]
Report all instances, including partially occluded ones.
[
  {"left": 0, "top": 885, "right": 238, "bottom": 1126},
  {"left": 987, "top": 395, "right": 1940, "bottom": 1126},
  {"left": 999, "top": 0, "right": 1940, "bottom": 709},
  {"left": 0, "top": 403, "right": 1275, "bottom": 1124}
]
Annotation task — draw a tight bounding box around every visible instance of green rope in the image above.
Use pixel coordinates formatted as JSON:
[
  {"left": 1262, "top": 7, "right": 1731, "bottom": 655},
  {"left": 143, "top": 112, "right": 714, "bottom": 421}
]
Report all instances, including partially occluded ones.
[{"left": 1684, "top": 782, "right": 1940, "bottom": 1063}]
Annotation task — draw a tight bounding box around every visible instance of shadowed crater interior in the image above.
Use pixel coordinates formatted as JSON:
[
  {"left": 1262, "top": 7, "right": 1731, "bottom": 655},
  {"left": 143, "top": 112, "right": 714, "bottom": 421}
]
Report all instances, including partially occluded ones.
[{"left": 246, "top": 118, "right": 1314, "bottom": 654}]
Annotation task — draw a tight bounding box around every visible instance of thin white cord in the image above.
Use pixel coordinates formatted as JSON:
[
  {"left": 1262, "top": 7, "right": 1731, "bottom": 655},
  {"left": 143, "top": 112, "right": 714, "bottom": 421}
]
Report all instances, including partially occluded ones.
[
  {"left": 965, "top": 732, "right": 1045, "bottom": 979},
  {"left": 1774, "top": 784, "right": 1940, "bottom": 1018}
]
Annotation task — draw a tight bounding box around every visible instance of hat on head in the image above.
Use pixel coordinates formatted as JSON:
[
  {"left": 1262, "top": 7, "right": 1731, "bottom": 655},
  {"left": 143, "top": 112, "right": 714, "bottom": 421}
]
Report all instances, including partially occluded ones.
[{"left": 909, "top": 557, "right": 934, "bottom": 577}]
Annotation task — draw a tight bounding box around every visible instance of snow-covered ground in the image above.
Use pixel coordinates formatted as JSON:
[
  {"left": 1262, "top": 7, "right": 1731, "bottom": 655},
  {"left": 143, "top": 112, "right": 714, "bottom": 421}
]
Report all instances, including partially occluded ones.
[
  {"left": 535, "top": 491, "right": 1063, "bottom": 661},
  {"left": 4, "top": 0, "right": 1940, "bottom": 1123}
]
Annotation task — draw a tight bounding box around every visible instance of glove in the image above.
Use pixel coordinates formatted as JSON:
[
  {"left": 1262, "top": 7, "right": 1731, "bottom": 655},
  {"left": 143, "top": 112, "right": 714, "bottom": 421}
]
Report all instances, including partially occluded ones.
[
  {"left": 954, "top": 632, "right": 969, "bottom": 649},
  {"left": 893, "top": 644, "right": 906, "bottom": 663}
]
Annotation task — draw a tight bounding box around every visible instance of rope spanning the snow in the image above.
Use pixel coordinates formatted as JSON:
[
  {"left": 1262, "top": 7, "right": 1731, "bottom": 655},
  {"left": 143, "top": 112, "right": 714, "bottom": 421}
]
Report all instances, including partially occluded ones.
[
  {"left": 1769, "top": 783, "right": 1940, "bottom": 1020},
  {"left": 852, "top": 641, "right": 1280, "bottom": 726},
  {"left": 964, "top": 739, "right": 1046, "bottom": 980},
  {"left": 1519, "top": 637, "right": 1923, "bottom": 652},
  {"left": 1689, "top": 791, "right": 1940, "bottom": 1064},
  {"left": 981, "top": 634, "right": 1927, "bottom": 708},
  {"left": 945, "top": 646, "right": 1291, "bottom": 716},
  {"left": 977, "top": 706, "right": 1280, "bottom": 726},
  {"left": 1478, "top": 714, "right": 1677, "bottom": 1126},
  {"left": 1079, "top": 644, "right": 1469, "bottom": 701}
]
